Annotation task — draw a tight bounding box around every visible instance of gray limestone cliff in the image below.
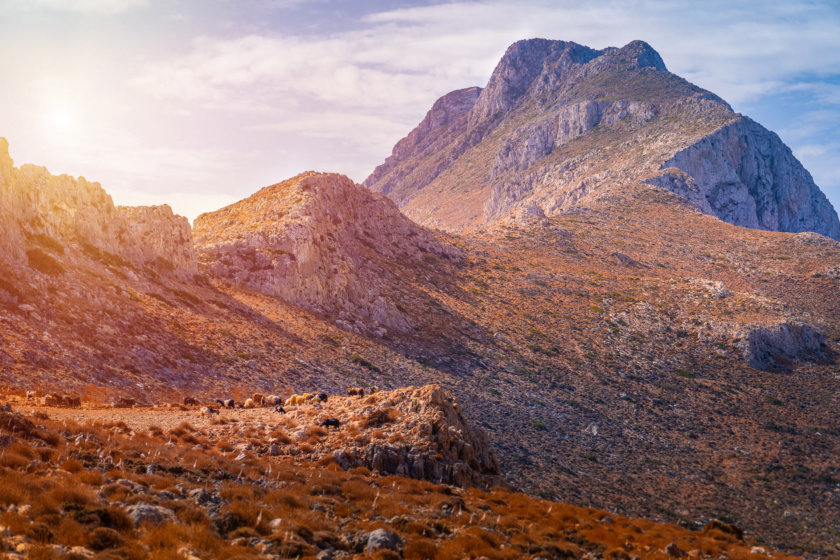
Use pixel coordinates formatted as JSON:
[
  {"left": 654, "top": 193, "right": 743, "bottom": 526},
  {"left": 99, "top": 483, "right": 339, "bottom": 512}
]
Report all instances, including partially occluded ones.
[
  {"left": 646, "top": 118, "right": 840, "bottom": 239},
  {"left": 365, "top": 38, "right": 840, "bottom": 239}
]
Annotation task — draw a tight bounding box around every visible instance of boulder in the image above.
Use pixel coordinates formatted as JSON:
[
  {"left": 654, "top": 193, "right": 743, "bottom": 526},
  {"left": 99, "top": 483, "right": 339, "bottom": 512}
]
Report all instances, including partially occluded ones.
[
  {"left": 365, "top": 529, "right": 402, "bottom": 553},
  {"left": 125, "top": 502, "right": 176, "bottom": 526}
]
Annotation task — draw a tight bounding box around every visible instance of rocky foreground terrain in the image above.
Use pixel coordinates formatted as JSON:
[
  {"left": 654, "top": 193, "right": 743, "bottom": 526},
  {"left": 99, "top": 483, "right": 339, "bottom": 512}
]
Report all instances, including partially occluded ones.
[
  {"left": 0, "top": 387, "right": 794, "bottom": 559},
  {"left": 1, "top": 38, "right": 839, "bottom": 558}
]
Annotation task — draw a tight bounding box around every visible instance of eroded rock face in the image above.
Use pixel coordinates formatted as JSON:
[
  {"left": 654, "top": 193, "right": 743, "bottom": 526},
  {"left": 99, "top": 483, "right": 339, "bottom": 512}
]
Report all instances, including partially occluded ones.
[
  {"left": 651, "top": 118, "right": 840, "bottom": 239},
  {"left": 741, "top": 322, "right": 830, "bottom": 372},
  {"left": 331, "top": 385, "right": 503, "bottom": 488},
  {"left": 194, "top": 172, "right": 460, "bottom": 335},
  {"left": 118, "top": 205, "right": 197, "bottom": 280},
  {"left": 0, "top": 138, "right": 197, "bottom": 276}
]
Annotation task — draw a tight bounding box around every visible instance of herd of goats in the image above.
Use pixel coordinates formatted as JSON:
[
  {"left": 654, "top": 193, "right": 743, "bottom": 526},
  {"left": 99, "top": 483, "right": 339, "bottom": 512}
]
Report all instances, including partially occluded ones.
[{"left": 25, "top": 387, "right": 374, "bottom": 430}]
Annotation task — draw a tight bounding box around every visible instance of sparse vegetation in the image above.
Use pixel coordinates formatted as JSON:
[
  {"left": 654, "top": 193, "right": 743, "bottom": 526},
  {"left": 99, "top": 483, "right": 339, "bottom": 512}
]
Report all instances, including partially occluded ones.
[
  {"left": 27, "top": 248, "right": 64, "bottom": 275},
  {"left": 349, "top": 353, "right": 380, "bottom": 372}
]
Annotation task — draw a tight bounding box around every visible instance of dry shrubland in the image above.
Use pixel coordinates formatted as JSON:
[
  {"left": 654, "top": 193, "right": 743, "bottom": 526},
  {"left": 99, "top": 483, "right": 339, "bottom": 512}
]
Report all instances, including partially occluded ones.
[{"left": 0, "top": 404, "right": 792, "bottom": 560}]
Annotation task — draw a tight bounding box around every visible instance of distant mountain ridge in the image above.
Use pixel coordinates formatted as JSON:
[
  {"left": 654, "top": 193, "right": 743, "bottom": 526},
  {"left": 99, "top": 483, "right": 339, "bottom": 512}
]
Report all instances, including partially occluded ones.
[{"left": 365, "top": 39, "right": 840, "bottom": 239}]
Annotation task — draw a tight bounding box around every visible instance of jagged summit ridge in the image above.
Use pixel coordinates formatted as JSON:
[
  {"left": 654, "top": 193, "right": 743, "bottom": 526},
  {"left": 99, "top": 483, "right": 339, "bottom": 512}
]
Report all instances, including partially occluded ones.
[
  {"left": 0, "top": 137, "right": 196, "bottom": 278},
  {"left": 365, "top": 38, "right": 840, "bottom": 239},
  {"left": 469, "top": 39, "right": 666, "bottom": 128}
]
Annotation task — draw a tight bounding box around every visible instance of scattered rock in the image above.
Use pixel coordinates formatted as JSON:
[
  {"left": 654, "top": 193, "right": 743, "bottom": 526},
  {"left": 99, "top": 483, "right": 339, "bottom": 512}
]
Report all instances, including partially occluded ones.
[
  {"left": 125, "top": 502, "right": 176, "bottom": 526},
  {"left": 365, "top": 528, "right": 402, "bottom": 553}
]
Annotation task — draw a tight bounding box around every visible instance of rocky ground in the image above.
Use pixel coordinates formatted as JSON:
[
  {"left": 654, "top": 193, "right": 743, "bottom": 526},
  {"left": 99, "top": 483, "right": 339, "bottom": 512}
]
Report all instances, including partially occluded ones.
[
  {"left": 11, "top": 386, "right": 502, "bottom": 490},
  {"left": 2, "top": 37, "right": 840, "bottom": 557},
  {"left": 1, "top": 158, "right": 838, "bottom": 556},
  {"left": 0, "top": 389, "right": 796, "bottom": 560}
]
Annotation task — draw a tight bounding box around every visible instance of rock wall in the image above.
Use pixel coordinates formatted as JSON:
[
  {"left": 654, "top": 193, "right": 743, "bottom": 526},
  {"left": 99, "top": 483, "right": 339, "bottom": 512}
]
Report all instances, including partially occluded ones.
[
  {"left": 118, "top": 205, "right": 197, "bottom": 280},
  {"left": 0, "top": 139, "right": 25, "bottom": 263},
  {"left": 654, "top": 118, "right": 840, "bottom": 239}
]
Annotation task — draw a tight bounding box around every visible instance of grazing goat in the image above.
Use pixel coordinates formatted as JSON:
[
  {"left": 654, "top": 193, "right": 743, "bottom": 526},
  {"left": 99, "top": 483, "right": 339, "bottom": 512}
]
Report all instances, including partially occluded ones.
[
  {"left": 252, "top": 393, "right": 265, "bottom": 406},
  {"left": 243, "top": 398, "right": 255, "bottom": 409},
  {"left": 266, "top": 395, "right": 283, "bottom": 406},
  {"left": 64, "top": 396, "right": 81, "bottom": 408},
  {"left": 216, "top": 399, "right": 235, "bottom": 409},
  {"left": 274, "top": 405, "right": 286, "bottom": 414},
  {"left": 200, "top": 406, "right": 219, "bottom": 416},
  {"left": 284, "top": 394, "right": 308, "bottom": 406},
  {"left": 317, "top": 393, "right": 328, "bottom": 402},
  {"left": 183, "top": 397, "right": 198, "bottom": 406},
  {"left": 114, "top": 397, "right": 135, "bottom": 408},
  {"left": 346, "top": 387, "right": 365, "bottom": 397},
  {"left": 319, "top": 418, "right": 340, "bottom": 429}
]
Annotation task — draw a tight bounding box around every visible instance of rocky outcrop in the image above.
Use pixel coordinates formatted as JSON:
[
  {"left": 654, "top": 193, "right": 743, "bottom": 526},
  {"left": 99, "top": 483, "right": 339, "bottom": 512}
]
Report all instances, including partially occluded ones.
[
  {"left": 365, "top": 38, "right": 839, "bottom": 239},
  {"left": 194, "top": 172, "right": 460, "bottom": 335},
  {"left": 0, "top": 137, "right": 198, "bottom": 276},
  {"left": 648, "top": 118, "right": 840, "bottom": 239},
  {"left": 489, "top": 100, "right": 659, "bottom": 182},
  {"left": 332, "top": 385, "right": 503, "bottom": 488},
  {"left": 118, "top": 205, "right": 197, "bottom": 280},
  {"left": 0, "top": 140, "right": 25, "bottom": 264},
  {"left": 740, "top": 322, "right": 830, "bottom": 371}
]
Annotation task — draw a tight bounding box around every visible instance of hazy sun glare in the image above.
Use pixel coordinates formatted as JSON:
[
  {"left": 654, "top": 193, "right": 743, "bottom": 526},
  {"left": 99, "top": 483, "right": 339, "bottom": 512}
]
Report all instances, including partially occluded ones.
[{"left": 46, "top": 106, "right": 75, "bottom": 137}]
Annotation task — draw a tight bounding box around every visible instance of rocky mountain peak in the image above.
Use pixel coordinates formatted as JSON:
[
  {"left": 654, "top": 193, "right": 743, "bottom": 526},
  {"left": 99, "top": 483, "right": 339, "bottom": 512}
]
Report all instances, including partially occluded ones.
[
  {"left": 606, "top": 40, "right": 667, "bottom": 71},
  {"left": 468, "top": 39, "right": 601, "bottom": 126},
  {"left": 366, "top": 37, "right": 840, "bottom": 240}
]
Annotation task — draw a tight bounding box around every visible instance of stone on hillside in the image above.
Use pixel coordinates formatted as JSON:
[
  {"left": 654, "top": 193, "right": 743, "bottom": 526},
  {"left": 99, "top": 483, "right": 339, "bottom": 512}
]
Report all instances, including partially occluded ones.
[
  {"left": 364, "top": 529, "right": 402, "bottom": 553},
  {"left": 125, "top": 502, "right": 176, "bottom": 526},
  {"left": 741, "top": 322, "right": 829, "bottom": 371}
]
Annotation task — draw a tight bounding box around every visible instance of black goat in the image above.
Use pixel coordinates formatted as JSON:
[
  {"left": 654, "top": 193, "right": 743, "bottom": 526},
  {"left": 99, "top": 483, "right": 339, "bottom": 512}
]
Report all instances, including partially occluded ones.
[{"left": 319, "top": 418, "right": 340, "bottom": 429}]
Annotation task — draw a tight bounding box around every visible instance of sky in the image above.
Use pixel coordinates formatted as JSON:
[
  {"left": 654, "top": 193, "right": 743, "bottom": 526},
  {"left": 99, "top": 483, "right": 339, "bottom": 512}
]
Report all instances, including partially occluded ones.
[{"left": 1, "top": 0, "right": 838, "bottom": 223}]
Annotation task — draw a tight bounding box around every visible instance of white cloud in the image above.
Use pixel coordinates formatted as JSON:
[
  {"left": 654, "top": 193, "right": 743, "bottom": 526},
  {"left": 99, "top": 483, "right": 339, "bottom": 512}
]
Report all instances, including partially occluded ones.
[
  {"left": 135, "top": 0, "right": 840, "bottom": 115},
  {"left": 0, "top": 0, "right": 147, "bottom": 13}
]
